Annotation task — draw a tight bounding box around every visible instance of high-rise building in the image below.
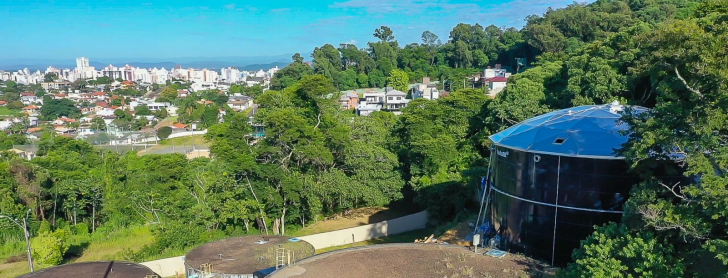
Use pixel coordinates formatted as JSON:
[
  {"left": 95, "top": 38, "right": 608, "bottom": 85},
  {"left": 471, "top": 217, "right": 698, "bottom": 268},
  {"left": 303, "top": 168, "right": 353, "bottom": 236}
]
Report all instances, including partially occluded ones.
[{"left": 76, "top": 57, "right": 89, "bottom": 71}]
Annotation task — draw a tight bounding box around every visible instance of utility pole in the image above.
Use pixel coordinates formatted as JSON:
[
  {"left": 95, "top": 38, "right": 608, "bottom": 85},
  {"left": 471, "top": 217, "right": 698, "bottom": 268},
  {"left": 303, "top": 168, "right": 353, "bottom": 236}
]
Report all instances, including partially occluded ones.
[{"left": 1, "top": 209, "right": 34, "bottom": 272}]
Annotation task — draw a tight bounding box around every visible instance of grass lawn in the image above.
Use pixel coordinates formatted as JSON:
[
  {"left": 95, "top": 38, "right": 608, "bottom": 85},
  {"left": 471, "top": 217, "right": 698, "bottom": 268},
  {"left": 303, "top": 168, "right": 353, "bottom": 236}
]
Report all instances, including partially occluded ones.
[
  {"left": 73, "top": 226, "right": 155, "bottom": 262},
  {"left": 0, "top": 225, "right": 155, "bottom": 277},
  {"left": 0, "top": 106, "right": 20, "bottom": 116},
  {"left": 159, "top": 134, "right": 208, "bottom": 146}
]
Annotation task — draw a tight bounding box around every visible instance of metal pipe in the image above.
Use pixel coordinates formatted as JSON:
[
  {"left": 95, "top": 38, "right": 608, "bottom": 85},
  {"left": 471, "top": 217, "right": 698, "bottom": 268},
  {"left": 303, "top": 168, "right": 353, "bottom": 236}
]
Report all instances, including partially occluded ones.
[{"left": 1, "top": 209, "right": 34, "bottom": 272}]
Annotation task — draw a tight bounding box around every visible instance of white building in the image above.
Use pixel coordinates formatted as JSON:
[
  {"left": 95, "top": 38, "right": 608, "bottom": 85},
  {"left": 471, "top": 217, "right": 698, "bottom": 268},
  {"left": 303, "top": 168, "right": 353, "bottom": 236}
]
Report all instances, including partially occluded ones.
[
  {"left": 220, "top": 67, "right": 241, "bottom": 83},
  {"left": 413, "top": 77, "right": 440, "bottom": 100},
  {"left": 485, "top": 76, "right": 508, "bottom": 97}
]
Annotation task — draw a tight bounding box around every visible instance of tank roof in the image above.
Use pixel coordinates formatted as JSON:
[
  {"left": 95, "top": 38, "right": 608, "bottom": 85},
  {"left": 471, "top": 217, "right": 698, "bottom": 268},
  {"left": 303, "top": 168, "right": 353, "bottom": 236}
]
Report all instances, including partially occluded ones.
[
  {"left": 489, "top": 101, "right": 648, "bottom": 158},
  {"left": 17, "top": 261, "right": 159, "bottom": 278},
  {"left": 184, "top": 235, "right": 315, "bottom": 275},
  {"left": 267, "top": 244, "right": 548, "bottom": 278}
]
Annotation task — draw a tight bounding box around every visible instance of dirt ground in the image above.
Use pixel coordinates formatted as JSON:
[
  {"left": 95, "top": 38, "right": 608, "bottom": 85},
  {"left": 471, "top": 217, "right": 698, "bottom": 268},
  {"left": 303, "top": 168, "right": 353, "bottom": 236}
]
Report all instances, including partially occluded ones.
[
  {"left": 437, "top": 221, "right": 474, "bottom": 246},
  {"left": 269, "top": 244, "right": 554, "bottom": 278}
]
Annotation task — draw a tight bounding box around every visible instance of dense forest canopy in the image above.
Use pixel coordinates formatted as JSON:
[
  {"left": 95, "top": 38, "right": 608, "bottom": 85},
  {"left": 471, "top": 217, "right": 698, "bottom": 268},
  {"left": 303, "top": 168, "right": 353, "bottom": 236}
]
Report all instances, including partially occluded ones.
[{"left": 2, "top": 0, "right": 728, "bottom": 276}]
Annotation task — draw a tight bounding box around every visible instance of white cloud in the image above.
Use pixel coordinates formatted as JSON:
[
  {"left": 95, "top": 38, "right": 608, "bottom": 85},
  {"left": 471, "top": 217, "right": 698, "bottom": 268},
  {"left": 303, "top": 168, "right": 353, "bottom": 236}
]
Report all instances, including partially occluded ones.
[
  {"left": 344, "top": 39, "right": 357, "bottom": 45},
  {"left": 223, "top": 3, "right": 236, "bottom": 10}
]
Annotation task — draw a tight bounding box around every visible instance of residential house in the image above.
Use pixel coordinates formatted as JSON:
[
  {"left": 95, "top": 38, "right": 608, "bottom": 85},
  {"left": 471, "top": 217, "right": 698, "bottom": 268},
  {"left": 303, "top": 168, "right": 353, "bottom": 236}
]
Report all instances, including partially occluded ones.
[
  {"left": 22, "top": 105, "right": 40, "bottom": 115},
  {"left": 177, "top": 89, "right": 189, "bottom": 98},
  {"left": 20, "top": 92, "right": 38, "bottom": 105},
  {"left": 357, "top": 90, "right": 386, "bottom": 116},
  {"left": 485, "top": 76, "right": 508, "bottom": 97},
  {"left": 95, "top": 102, "right": 109, "bottom": 111},
  {"left": 245, "top": 76, "right": 265, "bottom": 87},
  {"left": 27, "top": 117, "right": 39, "bottom": 126},
  {"left": 226, "top": 95, "right": 254, "bottom": 112},
  {"left": 7, "top": 148, "right": 36, "bottom": 160},
  {"left": 339, "top": 92, "right": 359, "bottom": 110},
  {"left": 41, "top": 81, "right": 71, "bottom": 90},
  {"left": 121, "top": 81, "right": 135, "bottom": 89},
  {"left": 92, "top": 92, "right": 108, "bottom": 100},
  {"left": 484, "top": 65, "right": 508, "bottom": 79},
  {"left": 384, "top": 88, "right": 409, "bottom": 114},
  {"left": 413, "top": 77, "right": 440, "bottom": 100},
  {"left": 172, "top": 123, "right": 188, "bottom": 130},
  {"left": 101, "top": 115, "right": 117, "bottom": 125},
  {"left": 54, "top": 127, "right": 76, "bottom": 135},
  {"left": 0, "top": 100, "right": 6, "bottom": 106},
  {"left": 52, "top": 117, "right": 77, "bottom": 126}
]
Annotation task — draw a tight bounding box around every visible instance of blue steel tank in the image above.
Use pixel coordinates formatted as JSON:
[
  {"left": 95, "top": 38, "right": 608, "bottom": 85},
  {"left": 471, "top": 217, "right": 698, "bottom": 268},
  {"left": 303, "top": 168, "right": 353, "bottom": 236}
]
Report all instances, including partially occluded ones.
[{"left": 487, "top": 101, "right": 646, "bottom": 265}]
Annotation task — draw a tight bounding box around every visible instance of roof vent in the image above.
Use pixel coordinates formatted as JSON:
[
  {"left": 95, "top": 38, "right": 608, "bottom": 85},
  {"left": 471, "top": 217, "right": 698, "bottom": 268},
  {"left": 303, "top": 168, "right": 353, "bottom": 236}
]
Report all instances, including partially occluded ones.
[
  {"left": 609, "top": 100, "right": 624, "bottom": 114},
  {"left": 554, "top": 138, "right": 567, "bottom": 145}
]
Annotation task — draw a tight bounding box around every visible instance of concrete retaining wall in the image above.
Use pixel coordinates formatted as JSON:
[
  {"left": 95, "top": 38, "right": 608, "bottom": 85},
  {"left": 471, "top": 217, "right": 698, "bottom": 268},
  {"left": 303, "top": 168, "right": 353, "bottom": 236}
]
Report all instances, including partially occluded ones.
[
  {"left": 140, "top": 255, "right": 185, "bottom": 278},
  {"left": 139, "top": 210, "right": 428, "bottom": 277},
  {"left": 297, "top": 210, "right": 428, "bottom": 250}
]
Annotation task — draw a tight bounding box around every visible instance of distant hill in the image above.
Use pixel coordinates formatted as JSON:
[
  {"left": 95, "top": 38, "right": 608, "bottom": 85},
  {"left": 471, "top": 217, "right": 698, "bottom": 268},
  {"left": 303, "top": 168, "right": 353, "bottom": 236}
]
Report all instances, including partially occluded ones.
[{"left": 238, "top": 62, "right": 289, "bottom": 71}]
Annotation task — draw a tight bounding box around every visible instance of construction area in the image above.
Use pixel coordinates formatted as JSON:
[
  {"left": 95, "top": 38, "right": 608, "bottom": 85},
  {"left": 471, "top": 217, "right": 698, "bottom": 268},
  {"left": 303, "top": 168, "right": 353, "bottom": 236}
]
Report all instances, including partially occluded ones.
[
  {"left": 183, "top": 235, "right": 315, "bottom": 278},
  {"left": 267, "top": 243, "right": 554, "bottom": 278},
  {"left": 17, "top": 261, "right": 160, "bottom": 278}
]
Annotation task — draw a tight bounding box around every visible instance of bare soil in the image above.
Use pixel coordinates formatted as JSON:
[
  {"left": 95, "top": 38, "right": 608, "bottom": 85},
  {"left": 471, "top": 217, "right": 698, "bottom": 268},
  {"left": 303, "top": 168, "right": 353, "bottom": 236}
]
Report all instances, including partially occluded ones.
[
  {"left": 269, "top": 244, "right": 553, "bottom": 278},
  {"left": 438, "top": 221, "right": 474, "bottom": 246}
]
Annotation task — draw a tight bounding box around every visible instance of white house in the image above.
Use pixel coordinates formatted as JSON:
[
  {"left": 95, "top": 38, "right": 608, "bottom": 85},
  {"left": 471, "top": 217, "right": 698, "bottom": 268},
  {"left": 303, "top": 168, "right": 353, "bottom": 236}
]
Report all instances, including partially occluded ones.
[
  {"left": 485, "top": 76, "right": 508, "bottom": 97},
  {"left": 384, "top": 88, "right": 409, "bottom": 115},
  {"left": 413, "top": 77, "right": 440, "bottom": 100},
  {"left": 227, "top": 95, "right": 254, "bottom": 112}
]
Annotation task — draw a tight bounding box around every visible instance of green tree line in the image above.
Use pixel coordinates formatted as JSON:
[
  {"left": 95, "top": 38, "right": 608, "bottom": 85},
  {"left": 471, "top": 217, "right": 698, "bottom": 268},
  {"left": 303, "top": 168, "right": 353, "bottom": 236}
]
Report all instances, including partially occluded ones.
[{"left": 3, "top": 1, "right": 728, "bottom": 276}]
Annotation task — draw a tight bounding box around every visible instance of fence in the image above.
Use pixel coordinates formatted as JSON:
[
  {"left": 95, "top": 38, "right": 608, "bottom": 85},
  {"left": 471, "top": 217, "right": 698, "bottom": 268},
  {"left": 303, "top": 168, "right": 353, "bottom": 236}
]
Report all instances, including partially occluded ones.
[{"left": 139, "top": 210, "right": 429, "bottom": 277}]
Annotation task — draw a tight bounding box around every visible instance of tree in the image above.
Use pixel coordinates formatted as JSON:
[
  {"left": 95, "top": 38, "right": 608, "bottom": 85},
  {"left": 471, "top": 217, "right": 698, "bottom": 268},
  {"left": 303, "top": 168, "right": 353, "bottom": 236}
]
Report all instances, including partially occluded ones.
[
  {"left": 135, "top": 104, "right": 152, "bottom": 116},
  {"left": 387, "top": 69, "right": 409, "bottom": 92},
  {"left": 563, "top": 223, "right": 684, "bottom": 278},
  {"left": 157, "top": 126, "right": 172, "bottom": 140},
  {"left": 270, "top": 54, "right": 314, "bottom": 90},
  {"left": 30, "top": 229, "right": 70, "bottom": 269},
  {"left": 43, "top": 73, "right": 58, "bottom": 82},
  {"left": 90, "top": 117, "right": 106, "bottom": 131},
  {"left": 374, "top": 26, "right": 395, "bottom": 42},
  {"left": 421, "top": 30, "right": 440, "bottom": 46},
  {"left": 95, "top": 76, "right": 113, "bottom": 84},
  {"left": 40, "top": 99, "right": 81, "bottom": 120}
]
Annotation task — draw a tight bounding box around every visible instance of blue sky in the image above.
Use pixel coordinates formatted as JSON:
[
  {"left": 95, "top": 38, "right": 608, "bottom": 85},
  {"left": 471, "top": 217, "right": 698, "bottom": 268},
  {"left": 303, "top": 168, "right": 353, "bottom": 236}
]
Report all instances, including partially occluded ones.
[{"left": 1, "top": 0, "right": 580, "bottom": 60}]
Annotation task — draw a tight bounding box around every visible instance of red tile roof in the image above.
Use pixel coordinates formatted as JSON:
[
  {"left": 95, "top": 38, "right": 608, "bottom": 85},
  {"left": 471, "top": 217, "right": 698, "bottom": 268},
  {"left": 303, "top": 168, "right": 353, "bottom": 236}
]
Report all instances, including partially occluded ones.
[
  {"left": 0, "top": 100, "right": 6, "bottom": 105},
  {"left": 27, "top": 127, "right": 42, "bottom": 133},
  {"left": 96, "top": 102, "right": 109, "bottom": 107},
  {"left": 121, "top": 81, "right": 134, "bottom": 85},
  {"left": 23, "top": 105, "right": 38, "bottom": 109},
  {"left": 172, "top": 123, "right": 188, "bottom": 129},
  {"left": 110, "top": 106, "right": 121, "bottom": 109},
  {"left": 92, "top": 92, "right": 107, "bottom": 96},
  {"left": 21, "top": 92, "right": 36, "bottom": 96}
]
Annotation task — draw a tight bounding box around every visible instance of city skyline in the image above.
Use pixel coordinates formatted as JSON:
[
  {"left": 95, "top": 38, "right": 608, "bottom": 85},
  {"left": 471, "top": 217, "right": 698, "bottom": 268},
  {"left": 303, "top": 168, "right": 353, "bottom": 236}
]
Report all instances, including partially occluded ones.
[{"left": 1, "top": 0, "right": 583, "bottom": 60}]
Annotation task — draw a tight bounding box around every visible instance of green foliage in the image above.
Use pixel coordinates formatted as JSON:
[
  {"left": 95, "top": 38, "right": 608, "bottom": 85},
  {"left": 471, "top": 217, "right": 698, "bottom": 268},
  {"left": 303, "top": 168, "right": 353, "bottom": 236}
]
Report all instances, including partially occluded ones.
[
  {"left": 31, "top": 229, "right": 71, "bottom": 269},
  {"left": 387, "top": 69, "right": 409, "bottom": 92},
  {"left": 134, "top": 104, "right": 152, "bottom": 116},
  {"left": 157, "top": 126, "right": 172, "bottom": 140},
  {"left": 40, "top": 99, "right": 81, "bottom": 120},
  {"left": 562, "top": 223, "right": 684, "bottom": 278}
]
